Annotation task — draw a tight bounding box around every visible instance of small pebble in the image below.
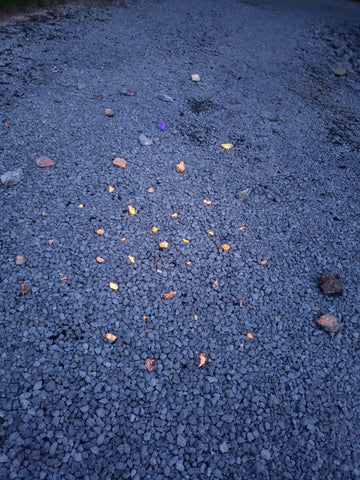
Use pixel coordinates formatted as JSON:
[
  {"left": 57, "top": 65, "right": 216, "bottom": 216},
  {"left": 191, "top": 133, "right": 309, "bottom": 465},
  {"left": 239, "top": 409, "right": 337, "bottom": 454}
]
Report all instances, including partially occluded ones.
[{"left": 16, "top": 255, "right": 27, "bottom": 265}]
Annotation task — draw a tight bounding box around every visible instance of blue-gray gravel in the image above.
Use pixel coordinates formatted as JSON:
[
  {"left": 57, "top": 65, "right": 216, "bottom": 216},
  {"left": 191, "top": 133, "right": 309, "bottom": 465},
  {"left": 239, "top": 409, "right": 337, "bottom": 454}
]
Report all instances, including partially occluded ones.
[{"left": 0, "top": 0, "right": 359, "bottom": 479}]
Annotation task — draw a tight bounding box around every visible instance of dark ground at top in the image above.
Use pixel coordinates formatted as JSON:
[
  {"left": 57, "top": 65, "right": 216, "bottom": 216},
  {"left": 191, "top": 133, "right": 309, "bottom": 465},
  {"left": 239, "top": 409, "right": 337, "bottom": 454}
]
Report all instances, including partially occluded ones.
[{"left": 0, "top": 0, "right": 360, "bottom": 479}]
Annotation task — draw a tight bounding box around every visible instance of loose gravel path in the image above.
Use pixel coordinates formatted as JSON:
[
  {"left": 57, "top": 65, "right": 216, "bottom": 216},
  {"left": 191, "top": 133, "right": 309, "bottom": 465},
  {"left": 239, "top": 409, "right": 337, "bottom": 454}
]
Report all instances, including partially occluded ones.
[{"left": 1, "top": 0, "right": 360, "bottom": 478}]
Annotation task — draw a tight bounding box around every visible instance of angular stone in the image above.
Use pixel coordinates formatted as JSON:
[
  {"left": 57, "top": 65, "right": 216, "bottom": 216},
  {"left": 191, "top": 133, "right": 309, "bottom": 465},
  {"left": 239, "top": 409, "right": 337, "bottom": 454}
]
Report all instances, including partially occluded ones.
[
  {"left": 236, "top": 188, "right": 251, "bottom": 202},
  {"left": 316, "top": 314, "right": 340, "bottom": 333},
  {"left": 120, "top": 87, "right": 136, "bottom": 96},
  {"left": 1, "top": 168, "right": 23, "bottom": 187},
  {"left": 33, "top": 380, "right": 42, "bottom": 390},
  {"left": 177, "top": 435, "right": 186, "bottom": 447},
  {"left": 219, "top": 441, "right": 229, "bottom": 453},
  {"left": 319, "top": 272, "right": 344, "bottom": 296},
  {"left": 261, "top": 448, "right": 271, "bottom": 460},
  {"left": 139, "top": 134, "right": 153, "bottom": 146},
  {"left": 158, "top": 93, "right": 174, "bottom": 102},
  {"left": 332, "top": 66, "right": 347, "bottom": 76},
  {"left": 73, "top": 452, "right": 82, "bottom": 462}
]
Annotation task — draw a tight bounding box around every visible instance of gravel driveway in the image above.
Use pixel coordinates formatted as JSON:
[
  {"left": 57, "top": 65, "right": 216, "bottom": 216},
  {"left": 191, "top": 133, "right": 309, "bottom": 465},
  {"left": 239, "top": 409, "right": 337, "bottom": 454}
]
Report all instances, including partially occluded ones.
[{"left": 1, "top": 0, "right": 359, "bottom": 478}]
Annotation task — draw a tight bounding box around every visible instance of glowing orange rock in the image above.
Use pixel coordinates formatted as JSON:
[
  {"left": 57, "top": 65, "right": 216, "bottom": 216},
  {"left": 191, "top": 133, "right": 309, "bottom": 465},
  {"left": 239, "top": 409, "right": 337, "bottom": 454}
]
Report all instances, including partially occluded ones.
[
  {"left": 222, "top": 244, "right": 230, "bottom": 251},
  {"left": 145, "top": 359, "right": 156, "bottom": 371},
  {"left": 109, "top": 283, "right": 119, "bottom": 291},
  {"left": 197, "top": 352, "right": 211, "bottom": 368},
  {"left": 247, "top": 332, "right": 253, "bottom": 339},
  {"left": 128, "top": 205, "right": 136, "bottom": 215},
  {"left": 176, "top": 161, "right": 185, "bottom": 173},
  {"left": 96, "top": 257, "right": 105, "bottom": 263},
  {"left": 163, "top": 291, "right": 176, "bottom": 299},
  {"left": 105, "top": 333, "right": 117, "bottom": 343},
  {"left": 96, "top": 228, "right": 105, "bottom": 235},
  {"left": 159, "top": 241, "right": 169, "bottom": 249},
  {"left": 148, "top": 187, "right": 155, "bottom": 193},
  {"left": 260, "top": 259, "right": 268, "bottom": 265}
]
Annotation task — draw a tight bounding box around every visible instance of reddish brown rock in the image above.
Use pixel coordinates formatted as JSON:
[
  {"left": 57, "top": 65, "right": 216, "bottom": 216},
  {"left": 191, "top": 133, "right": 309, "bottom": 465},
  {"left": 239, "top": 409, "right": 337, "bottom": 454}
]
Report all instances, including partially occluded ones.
[
  {"left": 319, "top": 272, "right": 343, "bottom": 297},
  {"left": 316, "top": 314, "right": 340, "bottom": 333},
  {"left": 36, "top": 156, "right": 55, "bottom": 168}
]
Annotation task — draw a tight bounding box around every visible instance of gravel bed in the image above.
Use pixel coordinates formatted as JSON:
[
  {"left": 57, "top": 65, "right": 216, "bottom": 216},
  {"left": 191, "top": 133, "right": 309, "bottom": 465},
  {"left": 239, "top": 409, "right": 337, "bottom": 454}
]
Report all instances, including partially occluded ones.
[{"left": 0, "top": 0, "right": 359, "bottom": 478}]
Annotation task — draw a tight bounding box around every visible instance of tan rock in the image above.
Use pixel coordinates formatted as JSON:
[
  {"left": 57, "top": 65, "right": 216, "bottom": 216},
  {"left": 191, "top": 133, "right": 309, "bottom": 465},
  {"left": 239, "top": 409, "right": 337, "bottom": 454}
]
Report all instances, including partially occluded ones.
[{"left": 36, "top": 156, "right": 55, "bottom": 168}]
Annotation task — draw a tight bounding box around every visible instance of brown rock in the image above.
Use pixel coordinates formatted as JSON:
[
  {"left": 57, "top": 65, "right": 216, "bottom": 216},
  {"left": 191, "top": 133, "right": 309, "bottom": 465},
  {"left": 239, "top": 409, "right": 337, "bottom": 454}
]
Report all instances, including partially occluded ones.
[
  {"left": 36, "top": 156, "right": 55, "bottom": 168},
  {"left": 319, "top": 272, "right": 344, "bottom": 296},
  {"left": 316, "top": 314, "right": 340, "bottom": 333}
]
